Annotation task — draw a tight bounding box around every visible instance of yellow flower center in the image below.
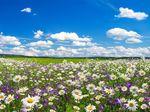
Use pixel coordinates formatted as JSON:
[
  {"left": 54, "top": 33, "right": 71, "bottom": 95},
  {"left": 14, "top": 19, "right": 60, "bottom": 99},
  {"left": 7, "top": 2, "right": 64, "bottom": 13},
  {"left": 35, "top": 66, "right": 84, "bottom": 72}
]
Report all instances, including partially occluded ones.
[
  {"left": 106, "top": 89, "right": 111, "bottom": 94},
  {"left": 75, "top": 92, "right": 79, "bottom": 95},
  {"left": 0, "top": 95, "right": 4, "bottom": 99},
  {"left": 16, "top": 77, "right": 20, "bottom": 80},
  {"left": 87, "top": 106, "right": 93, "bottom": 111},
  {"left": 27, "top": 98, "right": 34, "bottom": 103},
  {"left": 8, "top": 97, "right": 12, "bottom": 101},
  {"left": 129, "top": 102, "right": 134, "bottom": 107}
]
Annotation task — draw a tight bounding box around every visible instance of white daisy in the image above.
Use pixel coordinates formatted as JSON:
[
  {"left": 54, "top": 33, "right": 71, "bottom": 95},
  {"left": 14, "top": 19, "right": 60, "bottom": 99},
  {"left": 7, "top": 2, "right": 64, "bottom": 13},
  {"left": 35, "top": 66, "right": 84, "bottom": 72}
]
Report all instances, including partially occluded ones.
[
  {"left": 22, "top": 95, "right": 40, "bottom": 107},
  {"left": 139, "top": 70, "right": 145, "bottom": 76},
  {"left": 130, "top": 86, "right": 138, "bottom": 93},
  {"left": 85, "top": 104, "right": 96, "bottom": 112},
  {"left": 58, "top": 90, "right": 65, "bottom": 95},
  {"left": 121, "top": 86, "right": 127, "bottom": 91},
  {"left": 50, "top": 109, "right": 56, "bottom": 112},
  {"left": 140, "top": 104, "right": 147, "bottom": 110},
  {"left": 13, "top": 75, "right": 22, "bottom": 82},
  {"left": 126, "top": 99, "right": 138, "bottom": 111},
  {"left": 104, "top": 88, "right": 114, "bottom": 95},
  {"left": 5, "top": 94, "right": 14, "bottom": 104},
  {"left": 0, "top": 104, "right": 6, "bottom": 110},
  {"left": 72, "top": 89, "right": 82, "bottom": 97},
  {"left": 86, "top": 84, "right": 96, "bottom": 91},
  {"left": 0, "top": 92, "right": 5, "bottom": 101}
]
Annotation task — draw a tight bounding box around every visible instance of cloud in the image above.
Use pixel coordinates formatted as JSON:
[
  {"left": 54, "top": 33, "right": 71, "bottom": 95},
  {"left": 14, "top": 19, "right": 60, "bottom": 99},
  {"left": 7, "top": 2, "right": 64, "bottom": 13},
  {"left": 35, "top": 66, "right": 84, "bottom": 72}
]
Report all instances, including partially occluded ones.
[
  {"left": 96, "top": 0, "right": 118, "bottom": 11},
  {"left": 50, "top": 32, "right": 92, "bottom": 42},
  {"left": 0, "top": 49, "right": 3, "bottom": 53},
  {"left": 115, "top": 7, "right": 148, "bottom": 20},
  {"left": 49, "top": 46, "right": 150, "bottom": 57},
  {"left": 27, "top": 40, "right": 53, "bottom": 48},
  {"left": 0, "top": 31, "right": 149, "bottom": 57},
  {"left": 21, "top": 8, "right": 32, "bottom": 13},
  {"left": 125, "top": 38, "right": 142, "bottom": 44},
  {"left": 34, "top": 30, "right": 44, "bottom": 39},
  {"left": 4, "top": 46, "right": 38, "bottom": 56},
  {"left": 107, "top": 28, "right": 143, "bottom": 44},
  {"left": 72, "top": 41, "right": 96, "bottom": 46},
  {"left": 0, "top": 33, "right": 21, "bottom": 46},
  {"left": 2, "top": 45, "right": 150, "bottom": 57}
]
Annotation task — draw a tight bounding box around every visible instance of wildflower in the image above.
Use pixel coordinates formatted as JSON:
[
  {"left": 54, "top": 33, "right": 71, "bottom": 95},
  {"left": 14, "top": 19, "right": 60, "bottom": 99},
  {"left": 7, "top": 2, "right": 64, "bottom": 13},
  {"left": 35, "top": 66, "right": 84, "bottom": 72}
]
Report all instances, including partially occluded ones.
[
  {"left": 130, "top": 86, "right": 138, "bottom": 93},
  {"left": 66, "top": 80, "right": 73, "bottom": 85},
  {"left": 121, "top": 98, "right": 126, "bottom": 103},
  {"left": 72, "top": 89, "right": 83, "bottom": 100},
  {"left": 18, "top": 87, "right": 29, "bottom": 95},
  {"left": 22, "top": 95, "right": 40, "bottom": 107},
  {"left": 5, "top": 94, "right": 14, "bottom": 104},
  {"left": 85, "top": 104, "right": 96, "bottom": 112},
  {"left": 98, "top": 81, "right": 105, "bottom": 87},
  {"left": 104, "top": 88, "right": 114, "bottom": 95},
  {"left": 142, "top": 83, "right": 148, "bottom": 89},
  {"left": 79, "top": 75, "right": 87, "bottom": 81},
  {"left": 0, "top": 104, "right": 6, "bottom": 110},
  {"left": 139, "top": 97, "right": 144, "bottom": 102},
  {"left": 48, "top": 102, "right": 53, "bottom": 105},
  {"left": 37, "top": 104, "right": 43, "bottom": 109},
  {"left": 0, "top": 93, "right": 5, "bottom": 101},
  {"left": 72, "top": 89, "right": 82, "bottom": 97},
  {"left": 95, "top": 95, "right": 102, "bottom": 100},
  {"left": 50, "top": 109, "right": 56, "bottom": 112},
  {"left": 73, "top": 106, "right": 80, "bottom": 111},
  {"left": 126, "top": 99, "right": 138, "bottom": 111},
  {"left": 13, "top": 75, "right": 22, "bottom": 82},
  {"left": 58, "top": 90, "right": 65, "bottom": 95},
  {"left": 95, "top": 101, "right": 100, "bottom": 104},
  {"left": 140, "top": 104, "right": 147, "bottom": 110},
  {"left": 48, "top": 96, "right": 55, "bottom": 101},
  {"left": 139, "top": 70, "right": 145, "bottom": 76},
  {"left": 92, "top": 74, "right": 100, "bottom": 79},
  {"left": 86, "top": 84, "right": 96, "bottom": 91},
  {"left": 110, "top": 74, "right": 117, "bottom": 80},
  {"left": 138, "top": 88, "right": 145, "bottom": 93},
  {"left": 121, "top": 86, "right": 127, "bottom": 91},
  {"left": 21, "top": 106, "right": 32, "bottom": 112}
]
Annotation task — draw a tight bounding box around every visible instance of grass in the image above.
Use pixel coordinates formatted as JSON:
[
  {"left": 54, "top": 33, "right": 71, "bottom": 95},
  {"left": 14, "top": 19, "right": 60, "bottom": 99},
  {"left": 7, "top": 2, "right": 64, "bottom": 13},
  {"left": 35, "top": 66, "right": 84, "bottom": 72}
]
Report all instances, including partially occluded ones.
[
  {"left": 0, "top": 58, "right": 149, "bottom": 111},
  {"left": 5, "top": 57, "right": 93, "bottom": 64}
]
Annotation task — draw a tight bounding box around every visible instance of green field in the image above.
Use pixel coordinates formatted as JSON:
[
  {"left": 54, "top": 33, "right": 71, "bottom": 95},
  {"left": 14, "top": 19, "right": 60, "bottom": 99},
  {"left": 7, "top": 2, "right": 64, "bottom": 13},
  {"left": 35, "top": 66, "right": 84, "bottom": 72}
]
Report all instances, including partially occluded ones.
[
  {"left": 0, "top": 58, "right": 149, "bottom": 112},
  {"left": 3, "top": 56, "right": 111, "bottom": 64},
  {"left": 2, "top": 55, "right": 144, "bottom": 64},
  {"left": 5, "top": 57, "right": 92, "bottom": 64}
]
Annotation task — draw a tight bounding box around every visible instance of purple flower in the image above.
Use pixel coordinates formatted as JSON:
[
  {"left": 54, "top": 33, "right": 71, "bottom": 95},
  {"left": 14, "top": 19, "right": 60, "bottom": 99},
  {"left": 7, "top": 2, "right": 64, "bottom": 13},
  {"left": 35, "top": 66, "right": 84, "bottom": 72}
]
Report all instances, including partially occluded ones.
[
  {"left": 99, "top": 104, "right": 104, "bottom": 110},
  {"left": 127, "top": 83, "right": 132, "bottom": 88},
  {"left": 15, "top": 95, "right": 19, "bottom": 100},
  {"left": 115, "top": 98, "right": 122, "bottom": 104}
]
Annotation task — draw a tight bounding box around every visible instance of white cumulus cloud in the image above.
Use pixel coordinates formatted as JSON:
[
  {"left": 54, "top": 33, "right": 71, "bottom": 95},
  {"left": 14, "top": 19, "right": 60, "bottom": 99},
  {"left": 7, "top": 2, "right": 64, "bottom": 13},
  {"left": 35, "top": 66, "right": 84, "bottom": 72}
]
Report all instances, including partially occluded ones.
[
  {"left": 125, "top": 38, "right": 143, "bottom": 44},
  {"left": 72, "top": 41, "right": 96, "bottom": 46},
  {"left": 50, "top": 32, "right": 91, "bottom": 42},
  {"left": 116, "top": 7, "right": 148, "bottom": 20},
  {"left": 0, "top": 33, "right": 21, "bottom": 46},
  {"left": 27, "top": 40, "right": 53, "bottom": 48},
  {"left": 21, "top": 8, "right": 32, "bottom": 13},
  {"left": 34, "top": 30, "right": 44, "bottom": 39},
  {"left": 107, "top": 28, "right": 142, "bottom": 40},
  {"left": 107, "top": 28, "right": 143, "bottom": 44}
]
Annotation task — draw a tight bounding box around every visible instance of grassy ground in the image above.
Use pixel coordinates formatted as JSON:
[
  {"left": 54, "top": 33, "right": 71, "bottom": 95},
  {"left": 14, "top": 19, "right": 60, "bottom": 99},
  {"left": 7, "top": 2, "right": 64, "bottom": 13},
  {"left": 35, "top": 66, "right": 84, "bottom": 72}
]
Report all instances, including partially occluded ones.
[{"left": 5, "top": 57, "right": 94, "bottom": 64}]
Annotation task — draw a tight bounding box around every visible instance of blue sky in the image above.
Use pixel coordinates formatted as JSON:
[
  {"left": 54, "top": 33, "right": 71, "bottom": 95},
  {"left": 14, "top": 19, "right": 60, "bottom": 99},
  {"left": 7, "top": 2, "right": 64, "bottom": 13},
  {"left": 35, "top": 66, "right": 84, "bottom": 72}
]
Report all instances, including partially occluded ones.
[{"left": 0, "top": 0, "right": 150, "bottom": 57}]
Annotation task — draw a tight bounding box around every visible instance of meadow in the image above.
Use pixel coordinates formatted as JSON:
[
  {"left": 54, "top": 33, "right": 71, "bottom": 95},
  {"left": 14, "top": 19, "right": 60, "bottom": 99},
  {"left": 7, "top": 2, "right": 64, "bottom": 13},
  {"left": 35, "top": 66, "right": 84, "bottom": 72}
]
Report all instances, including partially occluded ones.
[{"left": 0, "top": 58, "right": 149, "bottom": 112}]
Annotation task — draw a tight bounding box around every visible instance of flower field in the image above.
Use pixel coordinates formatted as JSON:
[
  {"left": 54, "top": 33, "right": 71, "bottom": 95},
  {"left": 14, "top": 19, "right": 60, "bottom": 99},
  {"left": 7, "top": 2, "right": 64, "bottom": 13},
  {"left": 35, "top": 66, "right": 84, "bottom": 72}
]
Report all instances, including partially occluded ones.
[{"left": 0, "top": 58, "right": 149, "bottom": 112}]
